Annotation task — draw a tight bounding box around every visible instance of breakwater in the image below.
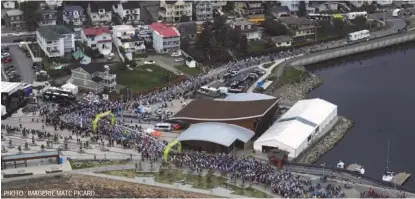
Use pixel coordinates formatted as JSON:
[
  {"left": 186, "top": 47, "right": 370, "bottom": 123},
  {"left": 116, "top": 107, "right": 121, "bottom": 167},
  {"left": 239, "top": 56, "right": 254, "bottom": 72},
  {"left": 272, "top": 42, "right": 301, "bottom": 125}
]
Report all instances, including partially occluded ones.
[{"left": 289, "top": 31, "right": 415, "bottom": 67}]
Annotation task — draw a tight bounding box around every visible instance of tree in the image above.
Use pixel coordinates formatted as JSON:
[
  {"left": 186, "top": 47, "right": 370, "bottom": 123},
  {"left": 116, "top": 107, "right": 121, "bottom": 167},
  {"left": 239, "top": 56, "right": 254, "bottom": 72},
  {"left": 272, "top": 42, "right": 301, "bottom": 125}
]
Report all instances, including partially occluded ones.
[
  {"left": 297, "top": 1, "right": 307, "bottom": 17},
  {"left": 17, "top": 145, "right": 22, "bottom": 153},
  {"left": 263, "top": 19, "right": 289, "bottom": 36},
  {"left": 179, "top": 15, "right": 190, "bottom": 22},
  {"left": 353, "top": 16, "right": 367, "bottom": 29},
  {"left": 180, "top": 38, "right": 190, "bottom": 51},
  {"left": 41, "top": 144, "right": 45, "bottom": 151},
  {"left": 19, "top": 1, "right": 40, "bottom": 31}
]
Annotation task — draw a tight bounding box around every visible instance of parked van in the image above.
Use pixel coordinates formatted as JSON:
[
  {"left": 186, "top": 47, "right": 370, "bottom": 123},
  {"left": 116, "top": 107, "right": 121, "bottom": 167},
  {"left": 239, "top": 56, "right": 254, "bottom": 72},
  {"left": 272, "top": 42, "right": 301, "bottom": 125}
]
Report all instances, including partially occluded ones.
[{"left": 154, "top": 123, "right": 172, "bottom": 131}]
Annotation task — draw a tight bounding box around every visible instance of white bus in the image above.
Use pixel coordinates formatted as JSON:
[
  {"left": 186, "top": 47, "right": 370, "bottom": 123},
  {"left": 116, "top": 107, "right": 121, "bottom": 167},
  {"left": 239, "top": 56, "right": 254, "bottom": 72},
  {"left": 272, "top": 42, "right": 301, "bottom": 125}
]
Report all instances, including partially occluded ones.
[
  {"left": 154, "top": 123, "right": 172, "bottom": 131},
  {"left": 198, "top": 86, "right": 220, "bottom": 96},
  {"left": 345, "top": 12, "right": 368, "bottom": 20},
  {"left": 347, "top": 30, "right": 370, "bottom": 42}
]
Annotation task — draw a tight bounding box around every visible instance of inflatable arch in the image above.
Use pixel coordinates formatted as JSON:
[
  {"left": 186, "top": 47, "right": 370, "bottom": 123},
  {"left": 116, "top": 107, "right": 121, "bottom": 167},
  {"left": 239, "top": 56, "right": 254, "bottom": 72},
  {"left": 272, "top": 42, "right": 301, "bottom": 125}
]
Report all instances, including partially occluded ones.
[
  {"left": 92, "top": 111, "right": 116, "bottom": 132},
  {"left": 163, "top": 139, "right": 182, "bottom": 162}
]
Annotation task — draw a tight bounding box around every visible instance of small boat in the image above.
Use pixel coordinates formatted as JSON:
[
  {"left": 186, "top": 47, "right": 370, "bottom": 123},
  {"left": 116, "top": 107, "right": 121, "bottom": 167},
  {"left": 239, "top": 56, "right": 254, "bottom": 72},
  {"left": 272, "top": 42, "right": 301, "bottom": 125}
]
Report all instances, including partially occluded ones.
[
  {"left": 382, "top": 140, "right": 394, "bottom": 182},
  {"left": 347, "top": 163, "right": 365, "bottom": 175},
  {"left": 337, "top": 160, "right": 345, "bottom": 169}
]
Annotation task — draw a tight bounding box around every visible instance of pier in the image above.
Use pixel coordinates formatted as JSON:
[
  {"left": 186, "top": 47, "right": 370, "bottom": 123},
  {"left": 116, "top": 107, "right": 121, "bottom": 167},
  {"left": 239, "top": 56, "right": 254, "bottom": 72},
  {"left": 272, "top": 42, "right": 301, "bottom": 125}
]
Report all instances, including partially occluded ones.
[{"left": 392, "top": 173, "right": 411, "bottom": 186}]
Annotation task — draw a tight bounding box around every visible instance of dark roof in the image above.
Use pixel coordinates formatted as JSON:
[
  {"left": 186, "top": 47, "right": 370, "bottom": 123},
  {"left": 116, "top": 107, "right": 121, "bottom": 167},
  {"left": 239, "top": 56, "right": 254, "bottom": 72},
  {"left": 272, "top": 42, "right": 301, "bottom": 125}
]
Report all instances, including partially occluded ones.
[
  {"left": 176, "top": 22, "right": 197, "bottom": 36},
  {"left": 271, "top": 35, "right": 293, "bottom": 43},
  {"left": 172, "top": 98, "right": 279, "bottom": 121},
  {"left": 76, "top": 63, "right": 107, "bottom": 74},
  {"left": 37, "top": 25, "right": 74, "bottom": 40},
  {"left": 121, "top": 1, "right": 140, "bottom": 9},
  {"left": 38, "top": 9, "right": 57, "bottom": 14},
  {"left": 271, "top": 6, "right": 290, "bottom": 13},
  {"left": 279, "top": 16, "right": 314, "bottom": 25},
  {"left": 89, "top": 2, "right": 114, "bottom": 12},
  {"left": 165, "top": 0, "right": 178, "bottom": 5},
  {"left": 63, "top": 5, "right": 84, "bottom": 12},
  {"left": 91, "top": 76, "right": 104, "bottom": 83}
]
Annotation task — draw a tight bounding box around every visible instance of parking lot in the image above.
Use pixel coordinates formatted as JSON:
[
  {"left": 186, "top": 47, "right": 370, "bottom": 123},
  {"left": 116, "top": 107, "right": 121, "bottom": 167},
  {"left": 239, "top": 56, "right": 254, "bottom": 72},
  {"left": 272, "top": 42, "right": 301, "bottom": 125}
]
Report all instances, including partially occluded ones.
[{"left": 2, "top": 45, "right": 35, "bottom": 83}]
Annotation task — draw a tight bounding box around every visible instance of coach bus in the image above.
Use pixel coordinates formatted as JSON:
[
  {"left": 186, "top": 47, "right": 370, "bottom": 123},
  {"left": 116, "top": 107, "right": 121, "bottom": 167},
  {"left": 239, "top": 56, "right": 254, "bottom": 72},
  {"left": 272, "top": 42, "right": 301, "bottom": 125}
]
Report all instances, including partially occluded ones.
[{"left": 43, "top": 88, "right": 76, "bottom": 102}]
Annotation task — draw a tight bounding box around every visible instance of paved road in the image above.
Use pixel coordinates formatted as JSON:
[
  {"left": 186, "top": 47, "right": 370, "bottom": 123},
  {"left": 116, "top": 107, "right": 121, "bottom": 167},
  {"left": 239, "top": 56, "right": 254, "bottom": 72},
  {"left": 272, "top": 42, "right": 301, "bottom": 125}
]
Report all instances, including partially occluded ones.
[
  {"left": 210, "top": 67, "right": 258, "bottom": 88},
  {"left": 8, "top": 45, "right": 35, "bottom": 83}
]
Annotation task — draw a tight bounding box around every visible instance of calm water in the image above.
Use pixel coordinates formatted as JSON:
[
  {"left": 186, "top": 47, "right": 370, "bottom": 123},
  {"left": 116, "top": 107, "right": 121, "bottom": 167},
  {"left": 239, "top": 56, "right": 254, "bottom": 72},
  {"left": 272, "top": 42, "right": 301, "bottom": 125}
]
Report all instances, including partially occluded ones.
[{"left": 307, "top": 46, "right": 415, "bottom": 189}]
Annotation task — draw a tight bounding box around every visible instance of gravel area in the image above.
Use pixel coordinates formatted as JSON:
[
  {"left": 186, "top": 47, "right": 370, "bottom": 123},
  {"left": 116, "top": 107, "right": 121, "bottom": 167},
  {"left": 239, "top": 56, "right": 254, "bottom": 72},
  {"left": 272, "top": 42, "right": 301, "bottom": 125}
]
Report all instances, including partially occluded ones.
[
  {"left": 2, "top": 174, "right": 212, "bottom": 198},
  {"left": 294, "top": 117, "right": 354, "bottom": 164}
]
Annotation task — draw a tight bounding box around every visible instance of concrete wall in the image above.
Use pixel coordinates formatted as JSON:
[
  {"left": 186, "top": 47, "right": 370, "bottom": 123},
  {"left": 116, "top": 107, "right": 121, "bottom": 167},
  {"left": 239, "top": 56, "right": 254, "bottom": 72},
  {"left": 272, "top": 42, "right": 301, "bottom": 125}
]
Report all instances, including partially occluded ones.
[{"left": 289, "top": 31, "right": 415, "bottom": 67}]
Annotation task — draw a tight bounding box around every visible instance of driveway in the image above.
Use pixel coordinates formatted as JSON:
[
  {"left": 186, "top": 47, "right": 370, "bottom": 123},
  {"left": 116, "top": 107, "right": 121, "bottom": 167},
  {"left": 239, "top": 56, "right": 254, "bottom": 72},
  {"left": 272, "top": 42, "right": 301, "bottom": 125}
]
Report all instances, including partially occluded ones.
[{"left": 8, "top": 45, "right": 35, "bottom": 83}]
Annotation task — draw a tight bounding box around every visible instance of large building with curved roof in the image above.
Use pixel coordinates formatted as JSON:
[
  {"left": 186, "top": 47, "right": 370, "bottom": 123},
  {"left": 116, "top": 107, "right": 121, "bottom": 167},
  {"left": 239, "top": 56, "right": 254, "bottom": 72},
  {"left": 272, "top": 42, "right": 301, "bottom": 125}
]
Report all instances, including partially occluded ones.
[{"left": 171, "top": 98, "right": 280, "bottom": 134}]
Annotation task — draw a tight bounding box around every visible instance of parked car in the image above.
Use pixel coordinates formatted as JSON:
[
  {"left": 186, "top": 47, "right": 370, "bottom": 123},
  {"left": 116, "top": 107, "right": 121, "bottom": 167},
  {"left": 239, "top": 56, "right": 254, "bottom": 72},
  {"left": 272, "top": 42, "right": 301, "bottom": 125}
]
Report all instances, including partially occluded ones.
[
  {"left": 2, "top": 57, "right": 12, "bottom": 63},
  {"left": 144, "top": 60, "right": 155, "bottom": 65},
  {"left": 174, "top": 58, "right": 184, "bottom": 62},
  {"left": 171, "top": 51, "right": 181, "bottom": 57},
  {"left": 253, "top": 68, "right": 266, "bottom": 75}
]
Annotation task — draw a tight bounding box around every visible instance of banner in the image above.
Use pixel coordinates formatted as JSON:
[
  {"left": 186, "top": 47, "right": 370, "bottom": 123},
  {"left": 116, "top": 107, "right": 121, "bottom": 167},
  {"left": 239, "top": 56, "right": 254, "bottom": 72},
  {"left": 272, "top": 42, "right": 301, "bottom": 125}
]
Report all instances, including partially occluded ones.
[
  {"left": 163, "top": 139, "right": 182, "bottom": 162},
  {"left": 92, "top": 111, "right": 116, "bottom": 132}
]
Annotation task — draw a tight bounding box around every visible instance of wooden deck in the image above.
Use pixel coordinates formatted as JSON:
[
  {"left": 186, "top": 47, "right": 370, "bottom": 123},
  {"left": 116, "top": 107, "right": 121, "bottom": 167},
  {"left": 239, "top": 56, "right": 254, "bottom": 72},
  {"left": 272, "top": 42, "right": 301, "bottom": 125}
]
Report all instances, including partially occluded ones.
[{"left": 392, "top": 173, "right": 411, "bottom": 186}]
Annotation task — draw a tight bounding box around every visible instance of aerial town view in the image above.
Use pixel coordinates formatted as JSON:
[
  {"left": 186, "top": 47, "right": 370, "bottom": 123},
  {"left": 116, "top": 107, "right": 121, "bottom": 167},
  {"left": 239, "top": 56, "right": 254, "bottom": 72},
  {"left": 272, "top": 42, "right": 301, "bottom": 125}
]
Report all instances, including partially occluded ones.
[{"left": 1, "top": 0, "right": 415, "bottom": 198}]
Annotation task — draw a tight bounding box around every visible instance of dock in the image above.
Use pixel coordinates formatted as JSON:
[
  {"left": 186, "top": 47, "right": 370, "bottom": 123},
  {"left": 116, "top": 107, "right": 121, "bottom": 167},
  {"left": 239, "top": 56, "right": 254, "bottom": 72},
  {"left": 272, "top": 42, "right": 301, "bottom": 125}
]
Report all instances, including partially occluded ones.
[
  {"left": 346, "top": 164, "right": 363, "bottom": 172},
  {"left": 392, "top": 172, "right": 411, "bottom": 186}
]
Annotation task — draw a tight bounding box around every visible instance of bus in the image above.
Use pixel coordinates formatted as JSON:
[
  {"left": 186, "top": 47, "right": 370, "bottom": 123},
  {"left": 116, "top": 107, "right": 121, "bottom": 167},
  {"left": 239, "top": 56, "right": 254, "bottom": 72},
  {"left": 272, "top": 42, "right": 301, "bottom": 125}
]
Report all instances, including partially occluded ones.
[
  {"left": 198, "top": 86, "right": 221, "bottom": 97},
  {"left": 347, "top": 30, "right": 370, "bottom": 42},
  {"left": 43, "top": 88, "right": 76, "bottom": 102},
  {"left": 1, "top": 81, "right": 26, "bottom": 119}
]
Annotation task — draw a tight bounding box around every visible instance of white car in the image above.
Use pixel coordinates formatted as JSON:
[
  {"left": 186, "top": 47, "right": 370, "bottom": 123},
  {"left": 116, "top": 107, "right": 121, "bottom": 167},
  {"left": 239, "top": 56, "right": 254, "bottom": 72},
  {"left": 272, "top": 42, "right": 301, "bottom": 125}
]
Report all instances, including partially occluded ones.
[
  {"left": 174, "top": 58, "right": 184, "bottom": 62},
  {"left": 144, "top": 60, "right": 155, "bottom": 65},
  {"left": 171, "top": 51, "right": 181, "bottom": 57}
]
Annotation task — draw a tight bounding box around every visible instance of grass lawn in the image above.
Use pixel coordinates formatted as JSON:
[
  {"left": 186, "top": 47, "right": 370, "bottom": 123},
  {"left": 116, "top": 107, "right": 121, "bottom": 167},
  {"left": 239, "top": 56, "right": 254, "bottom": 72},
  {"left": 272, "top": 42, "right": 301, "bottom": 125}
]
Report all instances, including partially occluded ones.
[
  {"left": 101, "top": 169, "right": 270, "bottom": 198},
  {"left": 70, "top": 160, "right": 131, "bottom": 170},
  {"left": 114, "top": 64, "right": 175, "bottom": 92},
  {"left": 248, "top": 40, "right": 267, "bottom": 53},
  {"left": 281, "top": 67, "right": 307, "bottom": 84},
  {"left": 175, "top": 65, "right": 202, "bottom": 76}
]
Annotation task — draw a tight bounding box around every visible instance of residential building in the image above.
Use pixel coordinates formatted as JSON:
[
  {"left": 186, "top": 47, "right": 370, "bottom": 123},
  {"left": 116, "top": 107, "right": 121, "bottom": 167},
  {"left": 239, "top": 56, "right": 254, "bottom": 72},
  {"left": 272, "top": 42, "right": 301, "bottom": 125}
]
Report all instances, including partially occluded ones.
[
  {"left": 229, "top": 19, "right": 262, "bottom": 41},
  {"left": 36, "top": 9, "right": 57, "bottom": 26},
  {"left": 70, "top": 63, "right": 116, "bottom": 93},
  {"left": 176, "top": 22, "right": 197, "bottom": 43},
  {"left": 36, "top": 25, "right": 75, "bottom": 57},
  {"left": 212, "top": 0, "right": 227, "bottom": 11},
  {"left": 87, "top": 2, "right": 113, "bottom": 26},
  {"left": 112, "top": 25, "right": 146, "bottom": 54},
  {"left": 376, "top": 0, "right": 393, "bottom": 5},
  {"left": 269, "top": 6, "right": 290, "bottom": 18},
  {"left": 279, "top": 17, "right": 315, "bottom": 38},
  {"left": 63, "top": 5, "right": 86, "bottom": 26},
  {"left": 149, "top": 23, "right": 180, "bottom": 54},
  {"left": 3, "top": 9, "right": 26, "bottom": 31},
  {"left": 45, "top": 0, "right": 63, "bottom": 9},
  {"left": 2, "top": 1, "right": 16, "bottom": 9},
  {"left": 136, "top": 25, "right": 153, "bottom": 43},
  {"left": 81, "top": 27, "right": 112, "bottom": 56},
  {"left": 271, "top": 36, "right": 293, "bottom": 47},
  {"left": 234, "top": 1, "right": 264, "bottom": 16},
  {"left": 160, "top": 0, "right": 193, "bottom": 22},
  {"left": 308, "top": 2, "right": 339, "bottom": 14},
  {"left": 112, "top": 1, "right": 140, "bottom": 25},
  {"left": 193, "top": 0, "right": 213, "bottom": 21}
]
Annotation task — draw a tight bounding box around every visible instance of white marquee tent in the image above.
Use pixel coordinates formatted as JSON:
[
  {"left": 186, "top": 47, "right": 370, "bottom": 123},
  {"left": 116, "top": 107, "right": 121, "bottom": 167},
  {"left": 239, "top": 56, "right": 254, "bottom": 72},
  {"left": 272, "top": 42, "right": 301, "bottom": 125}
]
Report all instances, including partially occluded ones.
[
  {"left": 254, "top": 98, "right": 337, "bottom": 158},
  {"left": 61, "top": 82, "right": 78, "bottom": 95}
]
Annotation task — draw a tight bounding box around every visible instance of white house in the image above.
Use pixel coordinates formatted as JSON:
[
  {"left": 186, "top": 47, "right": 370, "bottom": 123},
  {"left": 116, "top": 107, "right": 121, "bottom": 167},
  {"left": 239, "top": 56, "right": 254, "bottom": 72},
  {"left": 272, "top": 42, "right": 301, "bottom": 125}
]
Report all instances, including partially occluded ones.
[
  {"left": 271, "top": 36, "right": 293, "bottom": 47},
  {"left": 112, "top": 25, "right": 146, "bottom": 54},
  {"left": 36, "top": 25, "right": 75, "bottom": 58},
  {"left": 81, "top": 27, "right": 112, "bottom": 56},
  {"left": 62, "top": 5, "right": 86, "bottom": 26},
  {"left": 2, "top": 1, "right": 16, "bottom": 9},
  {"left": 87, "top": 2, "right": 113, "bottom": 26},
  {"left": 229, "top": 19, "right": 262, "bottom": 41},
  {"left": 160, "top": 0, "right": 193, "bottom": 22},
  {"left": 149, "top": 23, "right": 180, "bottom": 54},
  {"left": 112, "top": 1, "right": 140, "bottom": 25}
]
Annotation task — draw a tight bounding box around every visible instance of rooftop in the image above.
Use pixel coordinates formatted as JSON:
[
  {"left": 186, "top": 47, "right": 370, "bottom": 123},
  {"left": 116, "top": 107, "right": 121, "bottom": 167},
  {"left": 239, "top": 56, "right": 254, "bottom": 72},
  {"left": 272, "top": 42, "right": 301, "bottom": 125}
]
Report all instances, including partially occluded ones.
[
  {"left": 89, "top": 1, "right": 114, "bottom": 12},
  {"left": 177, "top": 122, "right": 255, "bottom": 147},
  {"left": 172, "top": 98, "right": 279, "bottom": 121},
  {"left": 63, "top": 5, "right": 84, "bottom": 12},
  {"left": 271, "top": 35, "right": 293, "bottom": 43},
  {"left": 121, "top": 1, "right": 141, "bottom": 9},
  {"left": 231, "top": 19, "right": 254, "bottom": 26},
  {"left": 91, "top": 76, "right": 104, "bottom": 83},
  {"left": 73, "top": 63, "right": 108, "bottom": 74},
  {"left": 279, "top": 16, "right": 314, "bottom": 25},
  {"left": 1, "top": 81, "right": 22, "bottom": 94},
  {"left": 6, "top": 9, "right": 23, "bottom": 16},
  {"left": 83, "top": 27, "right": 111, "bottom": 37},
  {"left": 149, "top": 23, "right": 180, "bottom": 37},
  {"left": 222, "top": 93, "right": 276, "bottom": 101},
  {"left": 37, "top": 25, "right": 74, "bottom": 40},
  {"left": 176, "top": 22, "right": 197, "bottom": 36}
]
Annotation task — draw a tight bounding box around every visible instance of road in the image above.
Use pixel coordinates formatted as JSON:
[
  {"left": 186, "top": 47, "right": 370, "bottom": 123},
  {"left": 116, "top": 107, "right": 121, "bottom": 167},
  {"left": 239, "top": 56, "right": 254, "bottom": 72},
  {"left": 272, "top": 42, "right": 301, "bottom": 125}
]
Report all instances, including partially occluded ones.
[
  {"left": 209, "top": 67, "right": 258, "bottom": 88},
  {"left": 8, "top": 45, "right": 35, "bottom": 83}
]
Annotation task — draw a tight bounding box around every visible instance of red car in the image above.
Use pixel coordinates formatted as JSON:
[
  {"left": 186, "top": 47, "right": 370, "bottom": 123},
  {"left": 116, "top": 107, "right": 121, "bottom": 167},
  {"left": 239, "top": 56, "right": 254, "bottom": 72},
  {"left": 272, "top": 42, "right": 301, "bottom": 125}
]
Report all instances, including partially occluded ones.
[{"left": 2, "top": 57, "right": 12, "bottom": 63}]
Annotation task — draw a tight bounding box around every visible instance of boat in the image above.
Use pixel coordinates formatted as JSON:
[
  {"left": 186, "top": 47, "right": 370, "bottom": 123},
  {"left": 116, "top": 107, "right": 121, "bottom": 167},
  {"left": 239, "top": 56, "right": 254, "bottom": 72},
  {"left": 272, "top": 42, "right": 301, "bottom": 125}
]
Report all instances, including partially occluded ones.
[
  {"left": 382, "top": 140, "right": 394, "bottom": 182},
  {"left": 337, "top": 160, "right": 345, "bottom": 169}
]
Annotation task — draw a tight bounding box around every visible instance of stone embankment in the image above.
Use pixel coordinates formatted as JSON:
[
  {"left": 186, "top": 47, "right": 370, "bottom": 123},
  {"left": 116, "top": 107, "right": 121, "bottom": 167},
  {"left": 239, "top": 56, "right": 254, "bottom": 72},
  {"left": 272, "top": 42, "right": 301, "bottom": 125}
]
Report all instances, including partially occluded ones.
[{"left": 294, "top": 117, "right": 354, "bottom": 164}]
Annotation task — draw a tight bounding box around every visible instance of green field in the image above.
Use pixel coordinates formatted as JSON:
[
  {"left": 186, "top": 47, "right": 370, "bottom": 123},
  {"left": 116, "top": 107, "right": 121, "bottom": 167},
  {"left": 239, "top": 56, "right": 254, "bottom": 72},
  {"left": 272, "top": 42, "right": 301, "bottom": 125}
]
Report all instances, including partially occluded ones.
[
  {"left": 114, "top": 64, "right": 175, "bottom": 92},
  {"left": 101, "top": 169, "right": 270, "bottom": 198},
  {"left": 281, "top": 67, "right": 307, "bottom": 84}
]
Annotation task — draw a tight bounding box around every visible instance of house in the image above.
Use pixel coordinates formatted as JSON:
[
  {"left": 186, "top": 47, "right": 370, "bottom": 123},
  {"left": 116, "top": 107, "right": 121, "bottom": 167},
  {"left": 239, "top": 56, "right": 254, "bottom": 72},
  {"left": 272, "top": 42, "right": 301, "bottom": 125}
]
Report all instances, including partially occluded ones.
[
  {"left": 160, "top": 0, "right": 193, "bottom": 23},
  {"left": 234, "top": 1, "right": 264, "bottom": 16},
  {"left": 193, "top": 0, "right": 214, "bottom": 21},
  {"left": 36, "top": 25, "right": 75, "bottom": 57},
  {"left": 135, "top": 25, "right": 153, "bottom": 43},
  {"left": 279, "top": 16, "right": 315, "bottom": 38},
  {"left": 269, "top": 6, "right": 290, "bottom": 18},
  {"left": 112, "top": 1, "right": 140, "bottom": 25},
  {"left": 149, "top": 23, "right": 180, "bottom": 54},
  {"left": 70, "top": 63, "right": 116, "bottom": 93},
  {"left": 87, "top": 2, "right": 113, "bottom": 26},
  {"left": 3, "top": 9, "right": 26, "bottom": 31},
  {"left": 112, "top": 25, "right": 146, "bottom": 54},
  {"left": 2, "top": 1, "right": 16, "bottom": 9},
  {"left": 81, "top": 27, "right": 112, "bottom": 56},
  {"left": 63, "top": 5, "right": 86, "bottom": 26},
  {"left": 45, "top": 0, "right": 63, "bottom": 9},
  {"left": 176, "top": 22, "right": 197, "bottom": 43},
  {"left": 229, "top": 19, "right": 262, "bottom": 41},
  {"left": 36, "top": 9, "right": 57, "bottom": 26},
  {"left": 309, "top": 2, "right": 339, "bottom": 14},
  {"left": 271, "top": 36, "right": 293, "bottom": 47}
]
